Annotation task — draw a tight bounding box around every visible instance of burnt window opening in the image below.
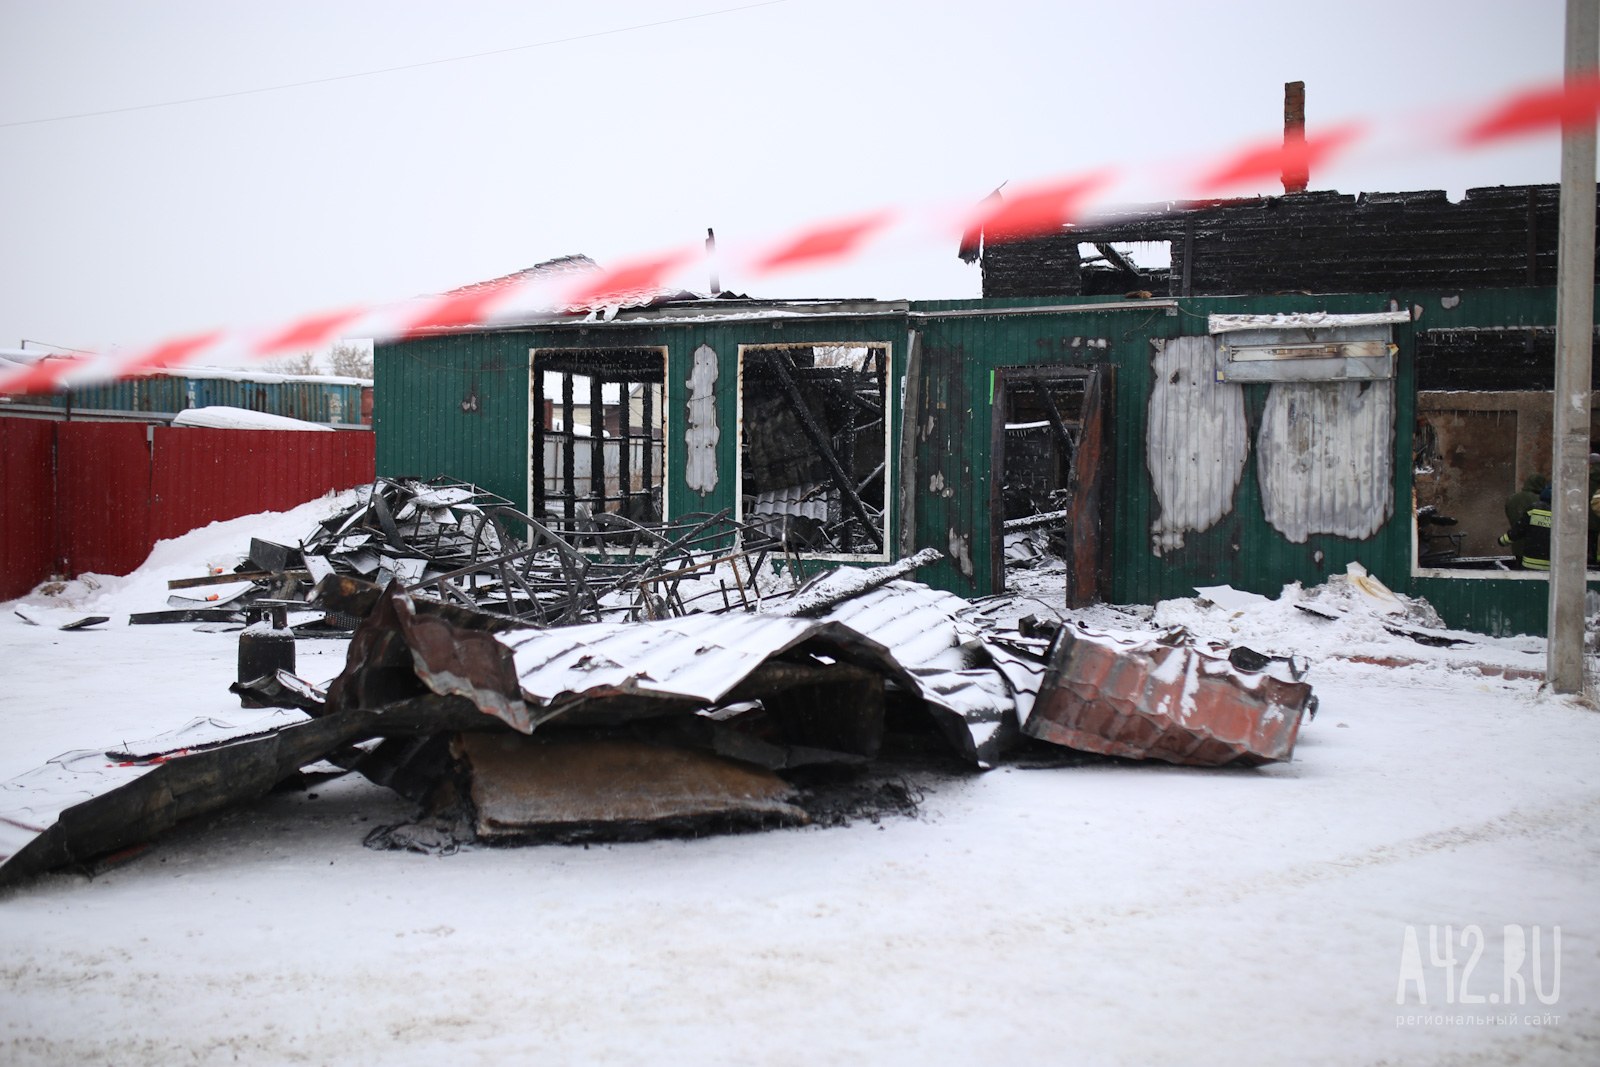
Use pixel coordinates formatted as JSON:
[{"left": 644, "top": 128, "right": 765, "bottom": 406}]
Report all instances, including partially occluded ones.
[
  {"left": 739, "top": 343, "right": 890, "bottom": 557},
  {"left": 1412, "top": 388, "right": 1600, "bottom": 576},
  {"left": 1076, "top": 241, "right": 1171, "bottom": 296},
  {"left": 531, "top": 348, "right": 665, "bottom": 525}
]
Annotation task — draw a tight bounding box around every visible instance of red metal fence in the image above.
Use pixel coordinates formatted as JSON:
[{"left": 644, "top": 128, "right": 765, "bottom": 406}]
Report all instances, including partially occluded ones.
[
  {"left": 0, "top": 420, "right": 57, "bottom": 599},
  {"left": 0, "top": 422, "right": 374, "bottom": 600}
]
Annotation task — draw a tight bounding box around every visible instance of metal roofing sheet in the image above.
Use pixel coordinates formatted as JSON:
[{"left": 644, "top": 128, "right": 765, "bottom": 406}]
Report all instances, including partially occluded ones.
[
  {"left": 810, "top": 581, "right": 1023, "bottom": 764},
  {"left": 0, "top": 709, "right": 312, "bottom": 871},
  {"left": 471, "top": 576, "right": 1031, "bottom": 765},
  {"left": 1147, "top": 336, "right": 1249, "bottom": 557},
  {"left": 499, "top": 612, "right": 817, "bottom": 707}
]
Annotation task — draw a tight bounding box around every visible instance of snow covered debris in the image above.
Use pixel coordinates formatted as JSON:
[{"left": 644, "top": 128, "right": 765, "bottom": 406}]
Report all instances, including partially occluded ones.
[{"left": 1147, "top": 565, "right": 1544, "bottom": 682}]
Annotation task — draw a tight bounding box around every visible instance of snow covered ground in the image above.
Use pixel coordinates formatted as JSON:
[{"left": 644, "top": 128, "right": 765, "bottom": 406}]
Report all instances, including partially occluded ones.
[{"left": 1, "top": 501, "right": 1597, "bottom": 1065}]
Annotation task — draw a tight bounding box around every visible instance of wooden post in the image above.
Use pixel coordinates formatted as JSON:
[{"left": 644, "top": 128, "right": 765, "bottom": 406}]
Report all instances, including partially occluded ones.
[{"left": 897, "top": 330, "right": 922, "bottom": 559}]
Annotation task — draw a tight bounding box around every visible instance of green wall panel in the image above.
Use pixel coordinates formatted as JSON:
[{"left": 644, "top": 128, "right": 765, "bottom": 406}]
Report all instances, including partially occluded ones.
[
  {"left": 375, "top": 331, "right": 534, "bottom": 511},
  {"left": 375, "top": 286, "right": 1582, "bottom": 635}
]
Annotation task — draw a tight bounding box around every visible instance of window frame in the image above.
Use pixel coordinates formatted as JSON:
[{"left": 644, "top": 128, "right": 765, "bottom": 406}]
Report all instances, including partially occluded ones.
[
  {"left": 735, "top": 340, "right": 894, "bottom": 563},
  {"left": 527, "top": 345, "right": 670, "bottom": 526}
]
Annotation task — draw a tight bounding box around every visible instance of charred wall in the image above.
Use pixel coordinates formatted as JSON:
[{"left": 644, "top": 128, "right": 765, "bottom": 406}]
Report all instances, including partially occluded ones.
[
  {"left": 981, "top": 185, "right": 1591, "bottom": 300},
  {"left": 1414, "top": 326, "right": 1600, "bottom": 391},
  {"left": 981, "top": 232, "right": 1082, "bottom": 298}
]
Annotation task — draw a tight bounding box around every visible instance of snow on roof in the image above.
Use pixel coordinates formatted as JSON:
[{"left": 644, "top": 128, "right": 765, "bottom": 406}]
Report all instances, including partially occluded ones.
[
  {"left": 442, "top": 254, "right": 601, "bottom": 298},
  {"left": 0, "top": 351, "right": 371, "bottom": 389},
  {"left": 170, "top": 406, "right": 334, "bottom": 431},
  {"left": 160, "top": 366, "right": 373, "bottom": 387},
  {"left": 441, "top": 254, "right": 700, "bottom": 320}
]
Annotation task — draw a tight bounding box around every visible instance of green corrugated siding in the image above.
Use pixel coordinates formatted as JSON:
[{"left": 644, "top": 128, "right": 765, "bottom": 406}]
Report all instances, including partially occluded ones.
[
  {"left": 907, "top": 304, "right": 1148, "bottom": 597},
  {"left": 375, "top": 331, "right": 534, "bottom": 509},
  {"left": 1411, "top": 576, "right": 1545, "bottom": 637}
]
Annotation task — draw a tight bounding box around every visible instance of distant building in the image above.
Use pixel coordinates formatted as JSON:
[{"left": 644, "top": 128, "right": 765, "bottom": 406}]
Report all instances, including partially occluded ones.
[{"left": 0, "top": 353, "right": 371, "bottom": 429}]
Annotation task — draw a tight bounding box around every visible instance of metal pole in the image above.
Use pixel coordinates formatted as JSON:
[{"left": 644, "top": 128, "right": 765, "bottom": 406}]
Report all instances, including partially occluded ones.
[{"left": 1548, "top": 0, "right": 1599, "bottom": 693}]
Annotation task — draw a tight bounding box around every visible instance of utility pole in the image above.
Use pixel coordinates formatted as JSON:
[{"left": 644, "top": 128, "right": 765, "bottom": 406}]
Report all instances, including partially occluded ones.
[{"left": 1548, "top": 0, "right": 1599, "bottom": 694}]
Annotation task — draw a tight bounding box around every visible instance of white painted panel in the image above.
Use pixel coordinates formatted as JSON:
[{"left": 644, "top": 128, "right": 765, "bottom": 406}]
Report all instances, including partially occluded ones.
[
  {"left": 1146, "top": 336, "right": 1249, "bottom": 557},
  {"left": 685, "top": 344, "right": 719, "bottom": 495},
  {"left": 1257, "top": 380, "right": 1395, "bottom": 544},
  {"left": 1208, "top": 311, "right": 1410, "bottom": 333}
]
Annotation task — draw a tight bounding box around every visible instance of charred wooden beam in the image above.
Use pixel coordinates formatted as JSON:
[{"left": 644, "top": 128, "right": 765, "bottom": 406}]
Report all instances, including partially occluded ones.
[
  {"left": 1030, "top": 381, "right": 1077, "bottom": 456},
  {"left": 1093, "top": 242, "right": 1140, "bottom": 280},
  {"left": 760, "top": 353, "right": 884, "bottom": 552}
]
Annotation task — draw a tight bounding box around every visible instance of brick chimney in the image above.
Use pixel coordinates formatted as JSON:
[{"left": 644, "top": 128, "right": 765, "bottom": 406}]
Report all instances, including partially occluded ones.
[{"left": 1282, "top": 81, "right": 1308, "bottom": 194}]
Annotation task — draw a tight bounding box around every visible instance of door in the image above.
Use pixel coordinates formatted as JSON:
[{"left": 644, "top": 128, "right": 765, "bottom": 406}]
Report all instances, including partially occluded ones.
[{"left": 990, "top": 365, "right": 1113, "bottom": 606}]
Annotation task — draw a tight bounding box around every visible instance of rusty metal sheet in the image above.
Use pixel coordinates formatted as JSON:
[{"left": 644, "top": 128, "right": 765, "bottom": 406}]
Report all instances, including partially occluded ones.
[
  {"left": 391, "top": 590, "right": 531, "bottom": 730},
  {"left": 1026, "top": 627, "right": 1313, "bottom": 766},
  {"left": 457, "top": 734, "right": 804, "bottom": 839}
]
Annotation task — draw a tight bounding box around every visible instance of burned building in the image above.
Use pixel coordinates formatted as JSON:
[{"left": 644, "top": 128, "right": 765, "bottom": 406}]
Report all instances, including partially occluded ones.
[
  {"left": 374, "top": 210, "right": 1600, "bottom": 640},
  {"left": 967, "top": 185, "right": 1592, "bottom": 301},
  {"left": 962, "top": 173, "right": 1600, "bottom": 614}
]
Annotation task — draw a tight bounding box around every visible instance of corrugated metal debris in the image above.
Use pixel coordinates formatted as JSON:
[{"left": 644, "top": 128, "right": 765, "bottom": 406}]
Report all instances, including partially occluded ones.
[
  {"left": 0, "top": 535, "right": 1325, "bottom": 885},
  {"left": 1025, "top": 624, "right": 1315, "bottom": 766},
  {"left": 330, "top": 549, "right": 1023, "bottom": 768}
]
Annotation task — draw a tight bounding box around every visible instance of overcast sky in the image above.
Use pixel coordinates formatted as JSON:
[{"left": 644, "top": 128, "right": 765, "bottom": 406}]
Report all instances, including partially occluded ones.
[{"left": 0, "top": 0, "right": 1575, "bottom": 355}]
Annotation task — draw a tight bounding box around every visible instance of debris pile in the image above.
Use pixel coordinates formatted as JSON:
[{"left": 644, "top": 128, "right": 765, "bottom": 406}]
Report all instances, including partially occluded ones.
[
  {"left": 1155, "top": 564, "right": 1529, "bottom": 670},
  {"left": 130, "top": 477, "right": 823, "bottom": 635},
  {"left": 0, "top": 481, "right": 1349, "bottom": 886},
  {"left": 1002, "top": 506, "right": 1071, "bottom": 569}
]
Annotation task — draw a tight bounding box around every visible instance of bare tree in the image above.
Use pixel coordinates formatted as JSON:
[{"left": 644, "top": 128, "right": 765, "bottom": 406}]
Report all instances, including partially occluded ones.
[
  {"left": 266, "top": 351, "right": 319, "bottom": 375},
  {"left": 326, "top": 342, "right": 373, "bottom": 379}
]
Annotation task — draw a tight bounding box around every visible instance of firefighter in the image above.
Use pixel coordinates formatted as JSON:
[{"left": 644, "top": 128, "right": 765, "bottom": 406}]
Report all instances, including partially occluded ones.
[
  {"left": 1501, "top": 473, "right": 1549, "bottom": 565},
  {"left": 1501, "top": 483, "right": 1552, "bottom": 570}
]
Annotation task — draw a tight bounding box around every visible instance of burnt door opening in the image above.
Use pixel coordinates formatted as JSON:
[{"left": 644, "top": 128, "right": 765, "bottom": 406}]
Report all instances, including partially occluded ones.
[
  {"left": 991, "top": 366, "right": 1113, "bottom": 606},
  {"left": 739, "top": 344, "right": 890, "bottom": 557},
  {"left": 532, "top": 348, "right": 666, "bottom": 524}
]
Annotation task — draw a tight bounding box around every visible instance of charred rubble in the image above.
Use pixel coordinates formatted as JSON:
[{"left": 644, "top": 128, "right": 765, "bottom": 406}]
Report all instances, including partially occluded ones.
[
  {"left": 0, "top": 479, "right": 1319, "bottom": 886},
  {"left": 137, "top": 476, "right": 875, "bottom": 634}
]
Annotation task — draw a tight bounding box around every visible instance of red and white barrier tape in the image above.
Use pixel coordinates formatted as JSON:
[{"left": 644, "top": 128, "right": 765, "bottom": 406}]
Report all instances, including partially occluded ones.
[{"left": 4, "top": 74, "right": 1596, "bottom": 396}]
